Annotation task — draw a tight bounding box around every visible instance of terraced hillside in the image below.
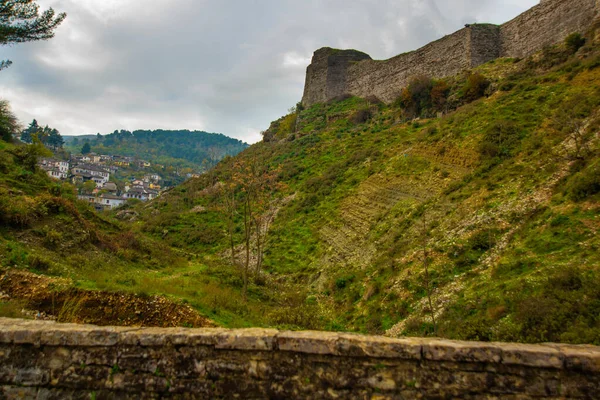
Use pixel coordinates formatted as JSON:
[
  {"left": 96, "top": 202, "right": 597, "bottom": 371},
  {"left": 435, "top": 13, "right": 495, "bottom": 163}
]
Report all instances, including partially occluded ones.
[
  {"left": 2, "top": 29, "right": 599, "bottom": 345},
  {"left": 130, "top": 29, "right": 600, "bottom": 344}
]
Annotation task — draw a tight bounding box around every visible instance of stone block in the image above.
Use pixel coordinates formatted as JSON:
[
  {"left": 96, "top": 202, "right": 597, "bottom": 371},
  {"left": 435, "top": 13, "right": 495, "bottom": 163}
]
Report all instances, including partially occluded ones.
[
  {"left": 500, "top": 343, "right": 563, "bottom": 369},
  {"left": 422, "top": 339, "right": 502, "bottom": 364},
  {"left": 276, "top": 331, "right": 339, "bottom": 355},
  {"left": 336, "top": 333, "right": 423, "bottom": 360},
  {"left": 215, "top": 328, "right": 277, "bottom": 351}
]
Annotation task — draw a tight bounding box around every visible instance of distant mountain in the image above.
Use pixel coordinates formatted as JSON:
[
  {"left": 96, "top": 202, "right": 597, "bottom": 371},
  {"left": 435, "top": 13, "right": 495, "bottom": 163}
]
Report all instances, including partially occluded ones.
[{"left": 64, "top": 130, "right": 248, "bottom": 169}]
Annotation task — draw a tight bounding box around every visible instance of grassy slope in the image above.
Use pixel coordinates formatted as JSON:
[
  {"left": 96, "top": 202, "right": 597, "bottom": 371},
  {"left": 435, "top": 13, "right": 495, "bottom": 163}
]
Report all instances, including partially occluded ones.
[
  {"left": 0, "top": 141, "right": 215, "bottom": 326},
  {"left": 3, "top": 35, "right": 599, "bottom": 343},
  {"left": 130, "top": 37, "right": 600, "bottom": 343}
]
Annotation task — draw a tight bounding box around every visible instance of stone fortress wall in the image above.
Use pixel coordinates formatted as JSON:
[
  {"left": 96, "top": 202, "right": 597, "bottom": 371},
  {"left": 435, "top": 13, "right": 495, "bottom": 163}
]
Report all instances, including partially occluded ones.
[
  {"left": 1, "top": 319, "right": 600, "bottom": 398},
  {"left": 302, "top": 0, "right": 600, "bottom": 106}
]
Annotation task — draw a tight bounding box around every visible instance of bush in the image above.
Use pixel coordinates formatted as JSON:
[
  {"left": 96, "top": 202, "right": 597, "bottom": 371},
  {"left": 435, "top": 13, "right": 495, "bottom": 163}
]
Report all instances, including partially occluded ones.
[
  {"left": 511, "top": 267, "right": 600, "bottom": 344},
  {"left": 430, "top": 80, "right": 450, "bottom": 112},
  {"left": 43, "top": 227, "right": 63, "bottom": 249},
  {"left": 566, "top": 161, "right": 600, "bottom": 201},
  {"left": 565, "top": 33, "right": 586, "bottom": 54},
  {"left": 350, "top": 108, "right": 372, "bottom": 124},
  {"left": 395, "top": 75, "right": 435, "bottom": 119},
  {"left": 478, "top": 120, "right": 522, "bottom": 159},
  {"left": 0, "top": 192, "right": 39, "bottom": 227},
  {"left": 463, "top": 73, "right": 490, "bottom": 102}
]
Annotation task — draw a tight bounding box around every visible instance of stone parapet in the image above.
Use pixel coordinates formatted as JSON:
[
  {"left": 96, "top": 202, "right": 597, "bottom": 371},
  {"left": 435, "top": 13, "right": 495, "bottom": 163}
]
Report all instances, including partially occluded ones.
[{"left": 1, "top": 318, "right": 599, "bottom": 398}]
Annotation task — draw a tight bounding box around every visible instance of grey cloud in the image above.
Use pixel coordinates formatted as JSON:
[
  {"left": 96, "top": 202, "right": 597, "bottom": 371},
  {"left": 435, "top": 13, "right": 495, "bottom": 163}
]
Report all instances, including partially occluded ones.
[{"left": 0, "top": 0, "right": 538, "bottom": 143}]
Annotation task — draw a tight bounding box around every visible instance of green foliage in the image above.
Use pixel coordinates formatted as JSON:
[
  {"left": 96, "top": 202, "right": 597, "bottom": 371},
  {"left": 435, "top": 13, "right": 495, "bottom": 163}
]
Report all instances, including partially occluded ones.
[
  {"left": 67, "top": 129, "right": 248, "bottom": 168},
  {"left": 566, "top": 161, "right": 600, "bottom": 200},
  {"left": 510, "top": 267, "right": 600, "bottom": 344},
  {"left": 0, "top": 1, "right": 66, "bottom": 69},
  {"left": 565, "top": 33, "right": 586, "bottom": 54},
  {"left": 478, "top": 121, "right": 522, "bottom": 159},
  {"left": 0, "top": 100, "right": 19, "bottom": 142},
  {"left": 462, "top": 72, "right": 490, "bottom": 102},
  {"left": 81, "top": 142, "right": 91, "bottom": 154}
]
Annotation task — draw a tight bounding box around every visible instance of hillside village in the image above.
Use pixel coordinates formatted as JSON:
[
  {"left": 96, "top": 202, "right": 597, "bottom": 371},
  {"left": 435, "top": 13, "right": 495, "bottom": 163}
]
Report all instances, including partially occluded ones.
[{"left": 37, "top": 153, "right": 165, "bottom": 210}]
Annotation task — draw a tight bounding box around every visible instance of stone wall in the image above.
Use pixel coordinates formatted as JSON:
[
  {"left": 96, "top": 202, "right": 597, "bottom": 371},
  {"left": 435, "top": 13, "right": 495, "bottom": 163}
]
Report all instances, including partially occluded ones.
[
  {"left": 343, "top": 28, "right": 472, "bottom": 104},
  {"left": 1, "top": 319, "right": 600, "bottom": 399},
  {"left": 301, "top": 0, "right": 600, "bottom": 107},
  {"left": 500, "top": 0, "right": 600, "bottom": 59}
]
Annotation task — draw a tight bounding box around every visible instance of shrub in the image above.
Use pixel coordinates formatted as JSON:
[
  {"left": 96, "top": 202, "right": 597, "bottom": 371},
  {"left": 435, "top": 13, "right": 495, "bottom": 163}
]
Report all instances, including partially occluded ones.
[
  {"left": 478, "top": 120, "right": 522, "bottom": 159},
  {"left": 276, "top": 113, "right": 298, "bottom": 139},
  {"left": 395, "top": 75, "right": 435, "bottom": 118},
  {"left": 566, "top": 161, "right": 600, "bottom": 201},
  {"left": 463, "top": 73, "right": 490, "bottom": 102},
  {"left": 350, "top": 108, "right": 372, "bottom": 124},
  {"left": 43, "top": 227, "right": 63, "bottom": 249},
  {"left": 0, "top": 192, "right": 39, "bottom": 227},
  {"left": 565, "top": 33, "right": 586, "bottom": 54},
  {"left": 430, "top": 80, "right": 450, "bottom": 112}
]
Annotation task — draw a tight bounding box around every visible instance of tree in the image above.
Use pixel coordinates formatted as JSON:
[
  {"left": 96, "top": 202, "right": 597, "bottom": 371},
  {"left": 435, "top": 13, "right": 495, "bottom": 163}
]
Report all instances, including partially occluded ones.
[
  {"left": 420, "top": 216, "right": 437, "bottom": 335},
  {"left": 81, "top": 142, "right": 91, "bottom": 154},
  {"left": 0, "top": 99, "right": 19, "bottom": 142},
  {"left": 0, "top": 0, "right": 66, "bottom": 70},
  {"left": 82, "top": 180, "right": 96, "bottom": 194},
  {"left": 226, "top": 157, "right": 284, "bottom": 301},
  {"left": 47, "top": 128, "right": 63, "bottom": 149},
  {"left": 20, "top": 119, "right": 39, "bottom": 143},
  {"left": 11, "top": 132, "right": 51, "bottom": 171}
]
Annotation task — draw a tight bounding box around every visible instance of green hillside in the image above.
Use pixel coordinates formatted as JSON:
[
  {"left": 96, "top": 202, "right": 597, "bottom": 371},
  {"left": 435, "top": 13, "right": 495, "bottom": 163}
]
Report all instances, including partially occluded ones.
[
  {"left": 64, "top": 129, "right": 248, "bottom": 169},
  {"left": 0, "top": 140, "right": 212, "bottom": 327},
  {"left": 125, "top": 31, "right": 600, "bottom": 343},
  {"left": 2, "top": 30, "right": 600, "bottom": 345}
]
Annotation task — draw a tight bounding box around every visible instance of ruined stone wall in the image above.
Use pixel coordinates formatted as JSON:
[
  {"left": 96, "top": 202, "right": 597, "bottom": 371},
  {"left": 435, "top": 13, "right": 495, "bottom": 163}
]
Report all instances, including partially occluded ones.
[
  {"left": 301, "top": 0, "right": 600, "bottom": 107},
  {"left": 1, "top": 319, "right": 600, "bottom": 399},
  {"left": 343, "top": 28, "right": 472, "bottom": 104},
  {"left": 500, "top": 0, "right": 600, "bottom": 59}
]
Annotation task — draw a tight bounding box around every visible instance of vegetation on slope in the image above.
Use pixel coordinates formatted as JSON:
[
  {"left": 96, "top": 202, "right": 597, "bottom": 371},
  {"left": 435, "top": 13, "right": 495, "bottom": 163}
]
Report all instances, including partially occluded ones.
[
  {"left": 126, "top": 29, "right": 600, "bottom": 344},
  {"left": 2, "top": 29, "right": 599, "bottom": 345},
  {"left": 0, "top": 140, "right": 212, "bottom": 327}
]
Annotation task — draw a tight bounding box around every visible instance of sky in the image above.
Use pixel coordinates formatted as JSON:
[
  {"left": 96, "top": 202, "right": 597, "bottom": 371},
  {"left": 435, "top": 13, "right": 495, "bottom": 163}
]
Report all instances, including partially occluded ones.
[{"left": 0, "top": 0, "right": 538, "bottom": 144}]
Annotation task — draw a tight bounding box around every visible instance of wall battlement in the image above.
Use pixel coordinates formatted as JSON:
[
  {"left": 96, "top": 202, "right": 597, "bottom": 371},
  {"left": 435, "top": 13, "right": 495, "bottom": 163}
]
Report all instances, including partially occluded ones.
[
  {"left": 302, "top": 0, "right": 600, "bottom": 106},
  {"left": 1, "top": 318, "right": 600, "bottom": 398}
]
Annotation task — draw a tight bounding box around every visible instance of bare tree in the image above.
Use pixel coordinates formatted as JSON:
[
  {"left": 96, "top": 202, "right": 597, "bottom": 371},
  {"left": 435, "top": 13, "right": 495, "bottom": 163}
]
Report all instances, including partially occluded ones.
[{"left": 420, "top": 216, "right": 437, "bottom": 335}]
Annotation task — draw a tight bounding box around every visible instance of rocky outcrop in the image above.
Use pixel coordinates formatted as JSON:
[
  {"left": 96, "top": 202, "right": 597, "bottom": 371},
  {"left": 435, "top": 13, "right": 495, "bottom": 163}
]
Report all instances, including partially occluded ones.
[
  {"left": 1, "top": 318, "right": 599, "bottom": 398},
  {"left": 301, "top": 0, "right": 600, "bottom": 106}
]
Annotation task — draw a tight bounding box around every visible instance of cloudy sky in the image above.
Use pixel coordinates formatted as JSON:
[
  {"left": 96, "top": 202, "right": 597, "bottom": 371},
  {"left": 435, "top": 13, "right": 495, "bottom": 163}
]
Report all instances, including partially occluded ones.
[{"left": 0, "top": 0, "right": 538, "bottom": 143}]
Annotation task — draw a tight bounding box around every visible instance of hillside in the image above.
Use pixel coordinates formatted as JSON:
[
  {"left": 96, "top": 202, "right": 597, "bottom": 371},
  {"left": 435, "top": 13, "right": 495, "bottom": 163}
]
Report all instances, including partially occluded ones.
[
  {"left": 125, "top": 29, "right": 600, "bottom": 343},
  {"left": 64, "top": 129, "right": 248, "bottom": 169},
  {"left": 0, "top": 140, "right": 212, "bottom": 327},
  {"left": 2, "top": 25, "right": 600, "bottom": 346}
]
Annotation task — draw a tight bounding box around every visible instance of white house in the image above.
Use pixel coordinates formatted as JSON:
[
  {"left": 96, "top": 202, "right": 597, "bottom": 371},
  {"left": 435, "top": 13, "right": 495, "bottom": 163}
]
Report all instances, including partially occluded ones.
[
  {"left": 98, "top": 194, "right": 127, "bottom": 210},
  {"left": 124, "top": 187, "right": 150, "bottom": 201},
  {"left": 71, "top": 164, "right": 110, "bottom": 187},
  {"left": 38, "top": 158, "right": 69, "bottom": 180}
]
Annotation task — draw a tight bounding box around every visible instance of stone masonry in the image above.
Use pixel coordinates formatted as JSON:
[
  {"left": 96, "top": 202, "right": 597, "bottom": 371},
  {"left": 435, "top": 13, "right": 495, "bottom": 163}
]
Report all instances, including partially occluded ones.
[
  {"left": 302, "top": 0, "right": 600, "bottom": 106},
  {"left": 1, "top": 318, "right": 600, "bottom": 399}
]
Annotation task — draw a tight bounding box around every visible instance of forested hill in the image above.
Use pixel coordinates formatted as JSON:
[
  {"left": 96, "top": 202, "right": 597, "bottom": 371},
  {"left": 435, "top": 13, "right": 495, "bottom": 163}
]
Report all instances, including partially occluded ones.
[{"left": 64, "top": 130, "right": 248, "bottom": 168}]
